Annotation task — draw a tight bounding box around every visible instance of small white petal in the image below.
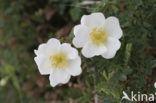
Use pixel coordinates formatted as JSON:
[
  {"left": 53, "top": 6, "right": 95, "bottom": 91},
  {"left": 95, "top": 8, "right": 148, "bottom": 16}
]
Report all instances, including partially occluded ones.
[
  {"left": 105, "top": 16, "right": 123, "bottom": 39},
  {"left": 49, "top": 76, "right": 58, "bottom": 87},
  {"left": 74, "top": 24, "right": 90, "bottom": 37},
  {"left": 101, "top": 49, "right": 117, "bottom": 59},
  {"left": 60, "top": 43, "right": 78, "bottom": 59},
  {"left": 35, "top": 43, "right": 46, "bottom": 56},
  {"left": 34, "top": 57, "right": 52, "bottom": 75},
  {"left": 82, "top": 42, "right": 107, "bottom": 58},
  {"left": 154, "top": 82, "right": 156, "bottom": 88},
  {"left": 34, "top": 50, "right": 38, "bottom": 55},
  {"left": 35, "top": 38, "right": 61, "bottom": 57},
  {"left": 49, "top": 69, "right": 71, "bottom": 87},
  {"left": 46, "top": 38, "right": 61, "bottom": 55},
  {"left": 101, "top": 37, "right": 121, "bottom": 59},
  {"left": 66, "top": 57, "right": 82, "bottom": 76},
  {"left": 73, "top": 25, "right": 90, "bottom": 48},
  {"left": 106, "top": 37, "right": 121, "bottom": 51},
  {"left": 81, "top": 12, "right": 105, "bottom": 28},
  {"left": 47, "top": 38, "right": 60, "bottom": 46}
]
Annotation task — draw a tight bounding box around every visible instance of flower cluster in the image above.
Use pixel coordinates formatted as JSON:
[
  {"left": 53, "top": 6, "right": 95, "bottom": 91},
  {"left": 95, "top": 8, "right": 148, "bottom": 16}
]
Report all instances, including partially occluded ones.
[{"left": 34, "top": 12, "right": 123, "bottom": 87}]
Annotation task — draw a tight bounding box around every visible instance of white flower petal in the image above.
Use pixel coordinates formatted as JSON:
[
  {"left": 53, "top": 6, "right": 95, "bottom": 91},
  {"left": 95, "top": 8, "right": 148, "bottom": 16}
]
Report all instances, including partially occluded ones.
[
  {"left": 82, "top": 42, "right": 107, "bottom": 58},
  {"left": 47, "top": 38, "right": 60, "bottom": 46},
  {"left": 60, "top": 43, "right": 78, "bottom": 59},
  {"left": 46, "top": 38, "right": 61, "bottom": 55},
  {"left": 35, "top": 38, "right": 61, "bottom": 57},
  {"left": 34, "top": 57, "right": 52, "bottom": 75},
  {"left": 66, "top": 57, "right": 82, "bottom": 76},
  {"left": 81, "top": 12, "right": 105, "bottom": 28},
  {"left": 34, "top": 50, "right": 38, "bottom": 55},
  {"left": 105, "top": 16, "right": 123, "bottom": 39},
  {"left": 101, "top": 49, "right": 117, "bottom": 59},
  {"left": 49, "top": 76, "right": 58, "bottom": 87},
  {"left": 73, "top": 24, "right": 90, "bottom": 37},
  {"left": 49, "top": 69, "right": 71, "bottom": 87},
  {"left": 101, "top": 37, "right": 121, "bottom": 59},
  {"left": 73, "top": 25, "right": 90, "bottom": 48},
  {"left": 34, "top": 43, "right": 46, "bottom": 56},
  {"left": 154, "top": 82, "right": 156, "bottom": 88},
  {"left": 106, "top": 37, "right": 121, "bottom": 51}
]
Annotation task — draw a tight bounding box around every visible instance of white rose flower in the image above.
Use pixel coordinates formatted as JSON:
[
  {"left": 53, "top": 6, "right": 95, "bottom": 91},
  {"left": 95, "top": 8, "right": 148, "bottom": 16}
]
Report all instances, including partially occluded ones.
[
  {"left": 72, "top": 12, "right": 123, "bottom": 59},
  {"left": 34, "top": 38, "right": 82, "bottom": 87}
]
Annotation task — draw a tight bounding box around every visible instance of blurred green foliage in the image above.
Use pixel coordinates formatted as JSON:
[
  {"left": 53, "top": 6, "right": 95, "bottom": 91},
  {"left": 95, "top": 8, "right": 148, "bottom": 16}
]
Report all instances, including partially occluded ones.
[{"left": 0, "top": 0, "right": 156, "bottom": 103}]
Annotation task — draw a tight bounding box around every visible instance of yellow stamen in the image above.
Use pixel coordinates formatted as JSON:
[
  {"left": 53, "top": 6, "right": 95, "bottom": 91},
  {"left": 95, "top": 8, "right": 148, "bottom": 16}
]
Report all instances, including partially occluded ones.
[
  {"left": 49, "top": 52, "right": 68, "bottom": 69},
  {"left": 90, "top": 28, "right": 108, "bottom": 45}
]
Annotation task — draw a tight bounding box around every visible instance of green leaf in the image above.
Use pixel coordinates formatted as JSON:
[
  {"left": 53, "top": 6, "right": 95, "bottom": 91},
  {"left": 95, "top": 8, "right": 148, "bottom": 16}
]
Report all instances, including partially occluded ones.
[
  {"left": 123, "top": 68, "right": 133, "bottom": 75},
  {"left": 124, "top": 43, "right": 132, "bottom": 66},
  {"left": 119, "top": 74, "right": 127, "bottom": 82},
  {"left": 103, "top": 70, "right": 109, "bottom": 81},
  {"left": 70, "top": 8, "right": 82, "bottom": 22}
]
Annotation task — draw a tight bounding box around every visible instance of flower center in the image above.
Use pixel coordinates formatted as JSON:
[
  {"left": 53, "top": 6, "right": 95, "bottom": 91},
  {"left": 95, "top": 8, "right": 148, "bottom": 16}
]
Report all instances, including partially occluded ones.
[
  {"left": 90, "top": 28, "right": 108, "bottom": 46},
  {"left": 49, "top": 52, "right": 68, "bottom": 69}
]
